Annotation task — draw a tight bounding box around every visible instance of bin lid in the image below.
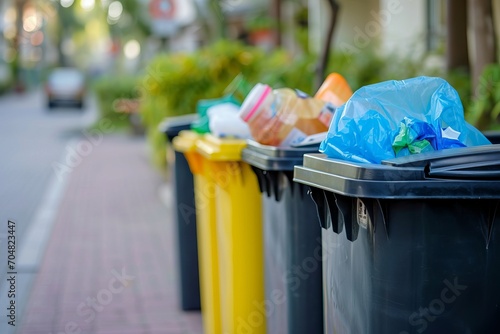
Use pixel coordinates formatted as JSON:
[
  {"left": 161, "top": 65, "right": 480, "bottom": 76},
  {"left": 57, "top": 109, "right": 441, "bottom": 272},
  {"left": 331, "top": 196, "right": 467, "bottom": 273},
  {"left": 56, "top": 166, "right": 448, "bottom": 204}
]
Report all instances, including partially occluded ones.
[
  {"left": 483, "top": 131, "right": 500, "bottom": 145},
  {"left": 158, "top": 114, "right": 199, "bottom": 136},
  {"left": 195, "top": 134, "right": 247, "bottom": 161},
  {"left": 293, "top": 145, "right": 500, "bottom": 199},
  {"left": 242, "top": 140, "right": 319, "bottom": 171},
  {"left": 172, "top": 130, "right": 202, "bottom": 153}
]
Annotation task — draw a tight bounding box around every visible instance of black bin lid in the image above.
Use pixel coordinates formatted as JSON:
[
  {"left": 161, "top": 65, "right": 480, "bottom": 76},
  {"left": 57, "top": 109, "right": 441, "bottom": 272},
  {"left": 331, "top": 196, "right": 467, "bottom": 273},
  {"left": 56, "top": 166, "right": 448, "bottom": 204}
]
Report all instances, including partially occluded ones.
[
  {"left": 484, "top": 131, "right": 500, "bottom": 144},
  {"left": 293, "top": 144, "right": 500, "bottom": 199},
  {"left": 242, "top": 140, "right": 320, "bottom": 172},
  {"left": 158, "top": 114, "right": 198, "bottom": 137}
]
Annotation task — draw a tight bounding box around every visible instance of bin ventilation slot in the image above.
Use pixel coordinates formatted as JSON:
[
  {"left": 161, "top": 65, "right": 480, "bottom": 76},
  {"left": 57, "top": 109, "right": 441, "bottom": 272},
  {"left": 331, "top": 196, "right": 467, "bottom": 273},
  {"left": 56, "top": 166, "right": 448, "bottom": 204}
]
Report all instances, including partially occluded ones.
[
  {"left": 251, "top": 166, "right": 268, "bottom": 196},
  {"left": 308, "top": 187, "right": 330, "bottom": 230},
  {"left": 307, "top": 186, "right": 390, "bottom": 242},
  {"left": 264, "top": 171, "right": 281, "bottom": 202},
  {"left": 324, "top": 191, "right": 342, "bottom": 234},
  {"left": 335, "top": 195, "right": 359, "bottom": 242},
  {"left": 266, "top": 171, "right": 281, "bottom": 202},
  {"left": 251, "top": 166, "right": 292, "bottom": 202}
]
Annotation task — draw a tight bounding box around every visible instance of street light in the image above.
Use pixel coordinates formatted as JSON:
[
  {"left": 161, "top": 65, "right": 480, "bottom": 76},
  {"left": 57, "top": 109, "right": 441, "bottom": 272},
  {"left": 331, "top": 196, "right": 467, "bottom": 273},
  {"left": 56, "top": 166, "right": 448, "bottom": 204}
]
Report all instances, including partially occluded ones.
[
  {"left": 107, "top": 1, "right": 123, "bottom": 23},
  {"left": 60, "top": 0, "right": 74, "bottom": 8},
  {"left": 81, "top": 0, "right": 95, "bottom": 11}
]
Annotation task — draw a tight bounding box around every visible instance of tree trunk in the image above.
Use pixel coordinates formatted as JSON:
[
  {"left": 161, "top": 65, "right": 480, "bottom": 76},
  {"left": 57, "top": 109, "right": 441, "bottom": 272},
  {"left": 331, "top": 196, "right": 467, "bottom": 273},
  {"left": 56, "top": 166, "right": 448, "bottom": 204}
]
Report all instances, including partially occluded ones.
[
  {"left": 315, "top": 0, "right": 340, "bottom": 91},
  {"left": 271, "top": 0, "right": 282, "bottom": 47},
  {"left": 446, "top": 0, "right": 469, "bottom": 71},
  {"left": 208, "top": 0, "right": 226, "bottom": 40},
  {"left": 468, "top": 0, "right": 496, "bottom": 96}
]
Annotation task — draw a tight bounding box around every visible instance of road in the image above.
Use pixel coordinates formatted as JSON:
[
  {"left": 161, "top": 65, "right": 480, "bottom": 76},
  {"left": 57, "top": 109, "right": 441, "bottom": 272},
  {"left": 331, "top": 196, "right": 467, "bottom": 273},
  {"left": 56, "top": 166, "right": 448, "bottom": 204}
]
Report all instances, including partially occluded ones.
[{"left": 0, "top": 89, "right": 98, "bottom": 332}]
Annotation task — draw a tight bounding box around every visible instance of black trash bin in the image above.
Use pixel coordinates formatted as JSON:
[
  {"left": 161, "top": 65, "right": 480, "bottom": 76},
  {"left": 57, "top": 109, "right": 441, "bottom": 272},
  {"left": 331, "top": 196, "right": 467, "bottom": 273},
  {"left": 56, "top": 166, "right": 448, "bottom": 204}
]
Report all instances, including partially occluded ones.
[
  {"left": 160, "top": 114, "right": 201, "bottom": 311},
  {"left": 484, "top": 131, "right": 500, "bottom": 144},
  {"left": 294, "top": 145, "right": 500, "bottom": 334},
  {"left": 242, "top": 141, "right": 323, "bottom": 334}
]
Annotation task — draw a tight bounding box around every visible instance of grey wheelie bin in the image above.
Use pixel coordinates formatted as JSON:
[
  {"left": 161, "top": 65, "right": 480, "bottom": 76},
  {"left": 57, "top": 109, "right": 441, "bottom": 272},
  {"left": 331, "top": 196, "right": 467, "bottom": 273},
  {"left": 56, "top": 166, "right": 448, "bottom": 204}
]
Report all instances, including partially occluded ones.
[
  {"left": 294, "top": 144, "right": 500, "bottom": 334},
  {"left": 160, "top": 114, "right": 201, "bottom": 310},
  {"left": 242, "top": 141, "right": 323, "bottom": 334}
]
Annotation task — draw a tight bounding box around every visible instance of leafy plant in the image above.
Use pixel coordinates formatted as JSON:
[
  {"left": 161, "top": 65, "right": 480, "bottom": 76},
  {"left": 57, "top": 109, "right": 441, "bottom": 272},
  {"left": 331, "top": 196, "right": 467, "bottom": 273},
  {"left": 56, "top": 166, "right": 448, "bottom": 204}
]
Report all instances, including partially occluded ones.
[
  {"left": 444, "top": 68, "right": 472, "bottom": 117},
  {"left": 92, "top": 75, "right": 141, "bottom": 129},
  {"left": 246, "top": 15, "right": 277, "bottom": 32},
  {"left": 468, "top": 64, "right": 500, "bottom": 130},
  {"left": 140, "top": 40, "right": 318, "bottom": 169}
]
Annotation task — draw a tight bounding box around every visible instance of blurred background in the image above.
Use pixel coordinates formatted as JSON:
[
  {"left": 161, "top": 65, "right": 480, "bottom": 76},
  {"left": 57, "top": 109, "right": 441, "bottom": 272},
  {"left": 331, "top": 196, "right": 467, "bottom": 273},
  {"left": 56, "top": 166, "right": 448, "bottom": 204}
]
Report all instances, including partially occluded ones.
[{"left": 0, "top": 0, "right": 498, "bottom": 138}]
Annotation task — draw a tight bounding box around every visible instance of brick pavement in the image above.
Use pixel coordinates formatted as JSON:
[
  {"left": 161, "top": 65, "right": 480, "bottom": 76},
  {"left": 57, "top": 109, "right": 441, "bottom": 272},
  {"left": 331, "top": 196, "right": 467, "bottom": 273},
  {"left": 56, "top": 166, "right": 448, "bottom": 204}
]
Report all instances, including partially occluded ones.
[{"left": 17, "top": 134, "right": 203, "bottom": 334}]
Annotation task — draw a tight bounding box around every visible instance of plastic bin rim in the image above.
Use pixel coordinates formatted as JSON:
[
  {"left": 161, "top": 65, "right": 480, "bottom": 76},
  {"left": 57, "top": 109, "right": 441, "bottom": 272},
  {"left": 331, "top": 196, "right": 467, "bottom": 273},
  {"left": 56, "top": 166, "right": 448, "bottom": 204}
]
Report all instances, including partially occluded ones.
[
  {"left": 242, "top": 146, "right": 318, "bottom": 171},
  {"left": 195, "top": 134, "right": 247, "bottom": 161},
  {"left": 172, "top": 130, "right": 202, "bottom": 153},
  {"left": 293, "top": 152, "right": 500, "bottom": 199},
  {"left": 244, "top": 140, "right": 319, "bottom": 157},
  {"left": 158, "top": 114, "right": 198, "bottom": 133}
]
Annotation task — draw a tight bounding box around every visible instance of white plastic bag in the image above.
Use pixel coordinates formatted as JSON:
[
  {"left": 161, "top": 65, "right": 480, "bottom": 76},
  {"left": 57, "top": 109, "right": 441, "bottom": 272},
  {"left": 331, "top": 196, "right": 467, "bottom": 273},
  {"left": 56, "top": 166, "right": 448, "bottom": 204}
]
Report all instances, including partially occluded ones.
[{"left": 208, "top": 103, "right": 252, "bottom": 139}]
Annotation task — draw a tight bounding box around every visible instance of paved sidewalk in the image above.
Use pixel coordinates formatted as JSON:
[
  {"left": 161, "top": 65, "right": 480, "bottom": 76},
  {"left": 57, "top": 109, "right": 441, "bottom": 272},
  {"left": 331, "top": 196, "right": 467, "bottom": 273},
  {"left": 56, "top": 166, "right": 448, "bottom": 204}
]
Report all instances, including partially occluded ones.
[{"left": 17, "top": 134, "right": 203, "bottom": 334}]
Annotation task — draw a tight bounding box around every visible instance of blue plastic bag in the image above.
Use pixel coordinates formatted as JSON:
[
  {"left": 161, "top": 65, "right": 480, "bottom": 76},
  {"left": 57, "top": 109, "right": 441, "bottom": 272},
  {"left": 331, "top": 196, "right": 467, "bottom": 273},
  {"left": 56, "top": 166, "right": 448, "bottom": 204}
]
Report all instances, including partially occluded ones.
[{"left": 319, "top": 76, "right": 491, "bottom": 164}]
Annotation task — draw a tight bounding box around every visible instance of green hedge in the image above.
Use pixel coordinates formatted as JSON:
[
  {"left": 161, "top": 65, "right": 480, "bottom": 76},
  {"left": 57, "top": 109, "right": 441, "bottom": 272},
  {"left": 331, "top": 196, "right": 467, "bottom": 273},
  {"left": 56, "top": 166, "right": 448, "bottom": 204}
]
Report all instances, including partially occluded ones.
[
  {"left": 93, "top": 75, "right": 141, "bottom": 129},
  {"left": 140, "top": 40, "right": 317, "bottom": 169},
  {"left": 468, "top": 64, "right": 500, "bottom": 131}
]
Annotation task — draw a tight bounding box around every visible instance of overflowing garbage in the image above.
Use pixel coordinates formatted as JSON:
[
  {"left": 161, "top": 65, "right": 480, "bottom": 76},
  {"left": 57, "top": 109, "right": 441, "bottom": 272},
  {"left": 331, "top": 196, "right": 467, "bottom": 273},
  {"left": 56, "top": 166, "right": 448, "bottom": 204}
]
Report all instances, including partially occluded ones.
[
  {"left": 238, "top": 85, "right": 332, "bottom": 146},
  {"left": 188, "top": 72, "right": 351, "bottom": 146},
  {"left": 185, "top": 74, "right": 489, "bottom": 163},
  {"left": 319, "top": 76, "right": 490, "bottom": 163}
]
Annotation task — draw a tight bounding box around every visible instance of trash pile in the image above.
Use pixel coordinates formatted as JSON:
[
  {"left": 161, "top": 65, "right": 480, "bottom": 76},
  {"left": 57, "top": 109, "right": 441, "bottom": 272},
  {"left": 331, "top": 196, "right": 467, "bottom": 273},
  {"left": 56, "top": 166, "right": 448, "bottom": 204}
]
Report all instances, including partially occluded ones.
[
  {"left": 184, "top": 74, "right": 489, "bottom": 163},
  {"left": 319, "top": 76, "right": 490, "bottom": 163},
  {"left": 187, "top": 72, "right": 351, "bottom": 146}
]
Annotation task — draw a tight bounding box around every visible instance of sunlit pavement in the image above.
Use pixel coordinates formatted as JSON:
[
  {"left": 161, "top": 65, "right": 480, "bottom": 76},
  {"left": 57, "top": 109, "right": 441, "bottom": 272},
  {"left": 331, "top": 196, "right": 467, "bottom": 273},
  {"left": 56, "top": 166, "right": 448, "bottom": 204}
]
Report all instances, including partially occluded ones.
[{"left": 15, "top": 134, "right": 202, "bottom": 334}]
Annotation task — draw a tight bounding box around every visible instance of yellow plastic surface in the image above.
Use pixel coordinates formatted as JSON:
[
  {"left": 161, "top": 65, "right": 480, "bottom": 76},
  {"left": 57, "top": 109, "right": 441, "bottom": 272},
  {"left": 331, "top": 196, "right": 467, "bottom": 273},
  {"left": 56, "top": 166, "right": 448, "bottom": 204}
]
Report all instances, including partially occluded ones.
[
  {"left": 193, "top": 172, "right": 221, "bottom": 334},
  {"left": 177, "top": 131, "right": 221, "bottom": 334},
  {"left": 172, "top": 130, "right": 199, "bottom": 153},
  {"left": 195, "top": 134, "right": 247, "bottom": 161},
  {"left": 197, "top": 137, "right": 265, "bottom": 334},
  {"left": 173, "top": 131, "right": 204, "bottom": 175}
]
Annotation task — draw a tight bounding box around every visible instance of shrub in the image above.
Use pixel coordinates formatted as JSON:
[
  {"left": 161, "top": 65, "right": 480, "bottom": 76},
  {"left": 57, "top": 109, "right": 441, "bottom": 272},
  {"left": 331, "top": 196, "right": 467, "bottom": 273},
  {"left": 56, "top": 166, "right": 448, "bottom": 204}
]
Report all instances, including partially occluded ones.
[
  {"left": 140, "top": 40, "right": 317, "bottom": 169},
  {"left": 468, "top": 64, "right": 500, "bottom": 131},
  {"left": 93, "top": 75, "right": 141, "bottom": 129}
]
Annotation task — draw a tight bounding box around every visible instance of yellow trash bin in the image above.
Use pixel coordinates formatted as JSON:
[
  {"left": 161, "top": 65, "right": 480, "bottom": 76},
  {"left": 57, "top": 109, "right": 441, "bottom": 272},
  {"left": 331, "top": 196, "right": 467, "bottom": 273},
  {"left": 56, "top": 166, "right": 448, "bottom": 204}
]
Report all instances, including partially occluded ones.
[
  {"left": 173, "top": 131, "right": 221, "bottom": 334},
  {"left": 196, "top": 135, "right": 265, "bottom": 334}
]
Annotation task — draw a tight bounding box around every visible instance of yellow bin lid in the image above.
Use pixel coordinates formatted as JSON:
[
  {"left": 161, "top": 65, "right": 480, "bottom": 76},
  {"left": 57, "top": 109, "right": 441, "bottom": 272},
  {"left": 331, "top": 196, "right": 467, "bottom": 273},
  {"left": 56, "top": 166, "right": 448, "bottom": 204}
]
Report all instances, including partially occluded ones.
[
  {"left": 196, "top": 134, "right": 247, "bottom": 161},
  {"left": 172, "top": 130, "right": 206, "bottom": 174},
  {"left": 172, "top": 130, "right": 202, "bottom": 153}
]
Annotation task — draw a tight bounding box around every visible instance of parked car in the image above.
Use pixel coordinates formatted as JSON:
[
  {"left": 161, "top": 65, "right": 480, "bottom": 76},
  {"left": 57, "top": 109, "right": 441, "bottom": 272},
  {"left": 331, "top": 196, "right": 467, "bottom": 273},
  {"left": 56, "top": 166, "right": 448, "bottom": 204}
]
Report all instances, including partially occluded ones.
[{"left": 45, "top": 67, "right": 86, "bottom": 109}]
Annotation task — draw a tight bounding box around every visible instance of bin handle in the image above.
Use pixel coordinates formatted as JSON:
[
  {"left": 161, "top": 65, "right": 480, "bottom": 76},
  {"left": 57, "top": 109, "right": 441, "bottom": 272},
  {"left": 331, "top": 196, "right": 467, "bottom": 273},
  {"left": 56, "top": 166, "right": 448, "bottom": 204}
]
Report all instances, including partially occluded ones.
[
  {"left": 384, "top": 145, "right": 500, "bottom": 176},
  {"left": 426, "top": 160, "right": 500, "bottom": 180},
  {"left": 335, "top": 195, "right": 358, "bottom": 242}
]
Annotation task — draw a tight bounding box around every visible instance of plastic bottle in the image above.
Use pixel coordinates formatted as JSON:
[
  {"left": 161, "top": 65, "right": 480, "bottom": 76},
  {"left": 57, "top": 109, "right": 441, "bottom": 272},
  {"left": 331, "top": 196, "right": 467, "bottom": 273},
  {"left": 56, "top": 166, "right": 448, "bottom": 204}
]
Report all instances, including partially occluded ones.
[
  {"left": 315, "top": 73, "right": 353, "bottom": 106},
  {"left": 239, "top": 84, "right": 333, "bottom": 146},
  {"left": 313, "top": 73, "right": 353, "bottom": 127}
]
